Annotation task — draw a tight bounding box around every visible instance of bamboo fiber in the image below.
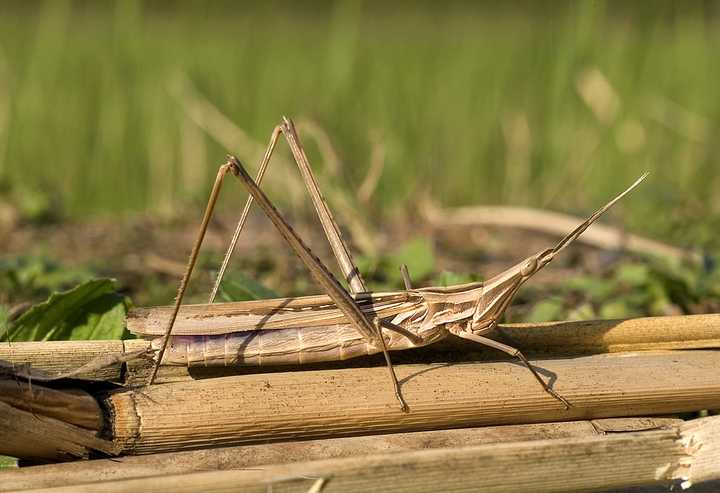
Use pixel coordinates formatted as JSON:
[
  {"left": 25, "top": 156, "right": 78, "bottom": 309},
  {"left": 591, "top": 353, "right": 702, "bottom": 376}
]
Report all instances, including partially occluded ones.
[
  {"left": 0, "top": 418, "right": 679, "bottom": 491},
  {"left": 0, "top": 401, "right": 118, "bottom": 462},
  {"left": 0, "top": 377, "right": 113, "bottom": 461},
  {"left": 106, "top": 350, "right": 720, "bottom": 455},
  {"left": 18, "top": 416, "right": 720, "bottom": 493},
  {"left": 0, "top": 380, "right": 102, "bottom": 430}
]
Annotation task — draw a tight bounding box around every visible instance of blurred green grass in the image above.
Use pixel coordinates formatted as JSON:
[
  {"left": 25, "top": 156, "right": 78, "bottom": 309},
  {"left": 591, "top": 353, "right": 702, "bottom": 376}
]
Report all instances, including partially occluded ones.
[{"left": 0, "top": 1, "right": 718, "bottom": 247}]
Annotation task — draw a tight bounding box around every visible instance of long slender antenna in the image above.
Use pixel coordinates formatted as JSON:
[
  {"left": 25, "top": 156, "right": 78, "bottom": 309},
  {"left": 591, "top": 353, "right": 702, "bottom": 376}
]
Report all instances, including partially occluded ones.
[{"left": 543, "top": 172, "right": 649, "bottom": 262}]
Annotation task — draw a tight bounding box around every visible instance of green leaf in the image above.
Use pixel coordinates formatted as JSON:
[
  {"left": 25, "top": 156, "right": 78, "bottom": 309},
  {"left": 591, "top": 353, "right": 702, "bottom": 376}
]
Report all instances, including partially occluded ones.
[
  {"left": 0, "top": 455, "right": 16, "bottom": 469},
  {"left": 599, "top": 299, "right": 634, "bottom": 319},
  {"left": 355, "top": 255, "right": 379, "bottom": 280},
  {"left": 0, "top": 255, "right": 94, "bottom": 300},
  {"left": 0, "top": 304, "right": 9, "bottom": 341},
  {"left": 524, "top": 298, "right": 565, "bottom": 323},
  {"left": 387, "top": 237, "right": 435, "bottom": 284},
  {"left": 566, "top": 302, "right": 596, "bottom": 321},
  {"left": 649, "top": 297, "right": 680, "bottom": 316},
  {"left": 564, "top": 275, "right": 615, "bottom": 300},
  {"left": 615, "top": 263, "right": 651, "bottom": 287},
  {"left": 2, "top": 279, "right": 128, "bottom": 342},
  {"left": 13, "top": 186, "right": 56, "bottom": 223},
  {"left": 219, "top": 274, "right": 279, "bottom": 302}
]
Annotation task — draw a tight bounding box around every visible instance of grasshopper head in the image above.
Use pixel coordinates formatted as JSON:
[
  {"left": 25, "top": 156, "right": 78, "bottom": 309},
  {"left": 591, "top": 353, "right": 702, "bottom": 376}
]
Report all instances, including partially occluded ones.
[
  {"left": 470, "top": 249, "right": 553, "bottom": 333},
  {"left": 470, "top": 173, "right": 648, "bottom": 334}
]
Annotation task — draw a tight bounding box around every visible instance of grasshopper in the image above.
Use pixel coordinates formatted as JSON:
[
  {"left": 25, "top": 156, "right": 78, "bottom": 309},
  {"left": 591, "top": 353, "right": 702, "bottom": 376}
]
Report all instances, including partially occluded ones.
[{"left": 134, "top": 117, "right": 647, "bottom": 411}]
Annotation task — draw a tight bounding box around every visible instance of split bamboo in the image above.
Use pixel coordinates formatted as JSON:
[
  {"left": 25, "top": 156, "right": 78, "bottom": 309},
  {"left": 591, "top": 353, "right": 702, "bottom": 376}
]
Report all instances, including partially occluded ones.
[
  {"left": 0, "top": 377, "right": 114, "bottom": 461},
  {"left": 0, "top": 380, "right": 102, "bottom": 430},
  {"left": 0, "top": 418, "right": 679, "bottom": 491},
  {"left": 16, "top": 416, "right": 720, "bottom": 493},
  {"left": 0, "top": 400, "right": 117, "bottom": 462},
  {"left": 106, "top": 350, "right": 720, "bottom": 455}
]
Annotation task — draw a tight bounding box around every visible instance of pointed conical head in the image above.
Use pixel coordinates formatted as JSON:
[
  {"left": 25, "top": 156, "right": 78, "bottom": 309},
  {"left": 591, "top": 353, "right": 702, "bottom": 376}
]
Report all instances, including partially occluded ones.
[{"left": 471, "top": 173, "right": 648, "bottom": 333}]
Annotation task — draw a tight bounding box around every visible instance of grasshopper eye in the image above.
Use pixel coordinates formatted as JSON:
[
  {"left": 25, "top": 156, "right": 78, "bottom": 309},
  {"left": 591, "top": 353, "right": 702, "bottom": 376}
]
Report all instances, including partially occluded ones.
[{"left": 520, "top": 258, "right": 537, "bottom": 277}]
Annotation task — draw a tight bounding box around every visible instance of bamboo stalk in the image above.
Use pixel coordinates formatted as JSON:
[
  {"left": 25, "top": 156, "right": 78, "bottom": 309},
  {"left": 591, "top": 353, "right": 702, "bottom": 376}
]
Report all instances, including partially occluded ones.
[
  {"left": 124, "top": 313, "right": 720, "bottom": 384},
  {"left": 2, "top": 313, "right": 719, "bottom": 386},
  {"left": 106, "top": 350, "right": 720, "bottom": 455},
  {"left": 492, "top": 313, "right": 720, "bottom": 354},
  {"left": 0, "top": 418, "right": 680, "bottom": 491},
  {"left": 0, "top": 340, "right": 126, "bottom": 382},
  {"left": 18, "top": 416, "right": 720, "bottom": 493}
]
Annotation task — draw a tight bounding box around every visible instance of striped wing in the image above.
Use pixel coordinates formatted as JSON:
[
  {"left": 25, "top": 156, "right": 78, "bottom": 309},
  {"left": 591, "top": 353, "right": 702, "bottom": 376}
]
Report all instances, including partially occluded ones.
[{"left": 127, "top": 291, "right": 424, "bottom": 336}]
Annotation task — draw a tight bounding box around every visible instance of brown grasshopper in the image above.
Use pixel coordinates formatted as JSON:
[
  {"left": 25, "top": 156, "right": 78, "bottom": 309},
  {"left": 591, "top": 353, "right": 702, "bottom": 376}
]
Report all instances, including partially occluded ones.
[{"left": 135, "top": 117, "right": 647, "bottom": 411}]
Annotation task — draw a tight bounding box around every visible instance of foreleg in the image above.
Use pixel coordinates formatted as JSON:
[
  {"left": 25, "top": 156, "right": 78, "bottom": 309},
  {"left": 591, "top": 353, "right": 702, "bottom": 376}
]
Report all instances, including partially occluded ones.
[{"left": 148, "top": 161, "right": 237, "bottom": 385}]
